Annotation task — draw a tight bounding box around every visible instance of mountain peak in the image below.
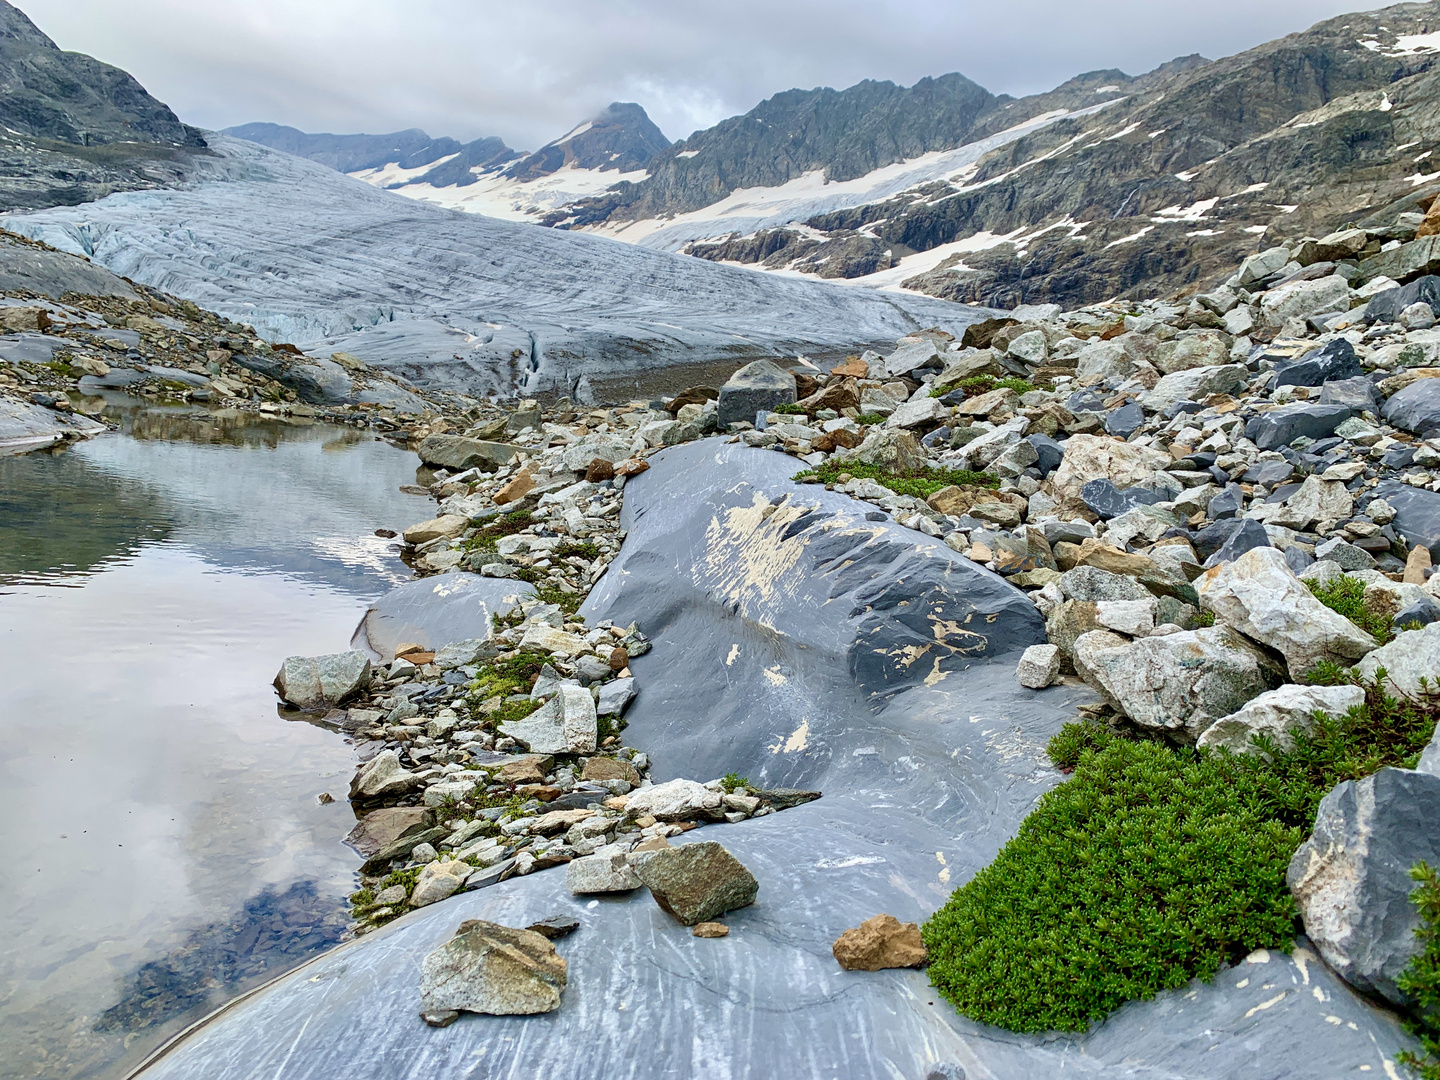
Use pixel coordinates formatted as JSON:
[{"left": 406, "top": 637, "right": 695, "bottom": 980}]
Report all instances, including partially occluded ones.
[{"left": 504, "top": 101, "right": 671, "bottom": 180}]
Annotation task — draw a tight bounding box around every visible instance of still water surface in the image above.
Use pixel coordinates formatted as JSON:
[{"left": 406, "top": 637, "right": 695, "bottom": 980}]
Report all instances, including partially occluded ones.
[{"left": 0, "top": 400, "right": 431, "bottom": 1079}]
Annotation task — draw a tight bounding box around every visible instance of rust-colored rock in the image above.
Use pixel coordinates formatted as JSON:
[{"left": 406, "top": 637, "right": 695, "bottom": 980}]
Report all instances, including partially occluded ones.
[
  {"left": 797, "top": 376, "right": 861, "bottom": 415},
  {"left": 692, "top": 922, "right": 730, "bottom": 938},
  {"left": 494, "top": 469, "right": 536, "bottom": 505},
  {"left": 608, "top": 646, "right": 630, "bottom": 670},
  {"left": 585, "top": 457, "right": 615, "bottom": 482},
  {"left": 830, "top": 357, "right": 869, "bottom": 378},
  {"left": 664, "top": 386, "right": 719, "bottom": 414},
  {"left": 496, "top": 754, "right": 553, "bottom": 785},
  {"left": 832, "top": 914, "right": 928, "bottom": 971},
  {"left": 614, "top": 457, "right": 650, "bottom": 478}
]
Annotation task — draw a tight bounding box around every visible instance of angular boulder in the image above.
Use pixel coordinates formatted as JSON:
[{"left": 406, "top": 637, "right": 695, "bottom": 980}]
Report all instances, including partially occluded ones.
[
  {"left": 419, "top": 919, "right": 567, "bottom": 1022},
  {"left": 1288, "top": 768, "right": 1440, "bottom": 1007},
  {"left": 566, "top": 850, "right": 641, "bottom": 894},
  {"left": 624, "top": 778, "right": 724, "bottom": 822},
  {"left": 410, "top": 859, "right": 472, "bottom": 908},
  {"left": 1049, "top": 434, "right": 1172, "bottom": 501},
  {"left": 1196, "top": 683, "right": 1366, "bottom": 754},
  {"left": 1015, "top": 644, "right": 1060, "bottom": 689},
  {"left": 1356, "top": 621, "right": 1440, "bottom": 698},
  {"left": 349, "top": 749, "right": 422, "bottom": 801},
  {"left": 716, "top": 360, "right": 797, "bottom": 428},
  {"left": 1383, "top": 378, "right": 1440, "bottom": 438},
  {"left": 1274, "top": 338, "right": 1362, "bottom": 388},
  {"left": 498, "top": 684, "right": 597, "bottom": 755},
  {"left": 1248, "top": 404, "right": 1352, "bottom": 451},
  {"left": 1139, "top": 363, "right": 1248, "bottom": 412},
  {"left": 634, "top": 841, "right": 759, "bottom": 926},
  {"left": 344, "top": 806, "right": 432, "bottom": 858},
  {"left": 1197, "top": 547, "right": 1376, "bottom": 676},
  {"left": 833, "top": 427, "right": 927, "bottom": 473},
  {"left": 1258, "top": 275, "right": 1351, "bottom": 327},
  {"left": 416, "top": 435, "right": 519, "bottom": 472},
  {"left": 274, "top": 650, "right": 371, "bottom": 710},
  {"left": 832, "top": 914, "right": 928, "bottom": 971},
  {"left": 1072, "top": 626, "right": 1282, "bottom": 739}
]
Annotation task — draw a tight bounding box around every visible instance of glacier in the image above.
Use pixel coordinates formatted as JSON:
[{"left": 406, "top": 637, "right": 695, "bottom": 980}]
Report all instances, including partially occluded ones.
[{"left": 2, "top": 136, "right": 988, "bottom": 399}]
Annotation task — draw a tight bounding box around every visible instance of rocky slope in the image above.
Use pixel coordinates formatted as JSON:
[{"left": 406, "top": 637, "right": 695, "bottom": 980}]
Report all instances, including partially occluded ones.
[
  {"left": 0, "top": 0, "right": 213, "bottom": 211},
  {"left": 530, "top": 3, "right": 1440, "bottom": 313}
]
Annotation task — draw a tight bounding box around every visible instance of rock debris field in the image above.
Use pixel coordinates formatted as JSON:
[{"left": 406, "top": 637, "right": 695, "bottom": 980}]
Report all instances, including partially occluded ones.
[{"left": 51, "top": 214, "right": 1440, "bottom": 1079}]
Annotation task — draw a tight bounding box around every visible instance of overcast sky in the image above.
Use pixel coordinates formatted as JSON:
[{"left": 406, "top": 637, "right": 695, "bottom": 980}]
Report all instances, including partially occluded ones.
[{"left": 21, "top": 0, "right": 1377, "bottom": 150}]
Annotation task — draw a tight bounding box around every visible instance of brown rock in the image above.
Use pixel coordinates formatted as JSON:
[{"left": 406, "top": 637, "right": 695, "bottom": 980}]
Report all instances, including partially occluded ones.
[
  {"left": 497, "top": 754, "right": 554, "bottom": 785},
  {"left": 1378, "top": 368, "right": 1440, "bottom": 397},
  {"left": 925, "top": 485, "right": 1025, "bottom": 519},
  {"left": 665, "top": 386, "right": 719, "bottom": 414},
  {"left": 955, "top": 386, "right": 1020, "bottom": 417},
  {"left": 531, "top": 808, "right": 597, "bottom": 836},
  {"left": 813, "top": 428, "right": 862, "bottom": 452},
  {"left": 1053, "top": 541, "right": 1083, "bottom": 571},
  {"left": 1077, "top": 539, "right": 1160, "bottom": 578},
  {"left": 517, "top": 784, "right": 561, "bottom": 802},
  {"left": 794, "top": 373, "right": 820, "bottom": 399},
  {"left": 402, "top": 515, "right": 468, "bottom": 545},
  {"left": 692, "top": 922, "right": 730, "bottom": 938},
  {"left": 797, "top": 376, "right": 861, "bottom": 414},
  {"left": 494, "top": 469, "right": 536, "bottom": 505},
  {"left": 343, "top": 806, "right": 432, "bottom": 858},
  {"left": 960, "top": 316, "right": 1018, "bottom": 350},
  {"left": 585, "top": 458, "right": 615, "bottom": 482},
  {"left": 830, "top": 357, "right": 869, "bottom": 378},
  {"left": 1045, "top": 600, "right": 1102, "bottom": 658},
  {"left": 1406, "top": 544, "right": 1434, "bottom": 585},
  {"left": 832, "top": 914, "right": 928, "bottom": 971},
  {"left": 614, "top": 457, "right": 650, "bottom": 478},
  {"left": 633, "top": 834, "right": 671, "bottom": 852},
  {"left": 394, "top": 642, "right": 428, "bottom": 659},
  {"left": 582, "top": 756, "right": 642, "bottom": 785},
  {"left": 608, "top": 646, "right": 630, "bottom": 671},
  {"left": 419, "top": 919, "right": 567, "bottom": 1018}
]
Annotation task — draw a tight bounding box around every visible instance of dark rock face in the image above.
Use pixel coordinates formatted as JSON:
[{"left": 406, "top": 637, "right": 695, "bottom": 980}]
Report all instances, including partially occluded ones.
[
  {"left": 1289, "top": 767, "right": 1440, "bottom": 1007},
  {"left": 564, "top": 7, "right": 1440, "bottom": 309},
  {"left": 1080, "top": 478, "right": 1164, "bottom": 520},
  {"left": 1383, "top": 378, "right": 1440, "bottom": 436},
  {"left": 506, "top": 102, "right": 671, "bottom": 180},
  {"left": 1248, "top": 403, "right": 1353, "bottom": 450},
  {"left": 1362, "top": 275, "right": 1440, "bottom": 323},
  {"left": 221, "top": 123, "right": 471, "bottom": 174},
  {"left": 1274, "top": 340, "right": 1362, "bottom": 388},
  {"left": 0, "top": 0, "right": 210, "bottom": 210},
  {"left": 1372, "top": 481, "right": 1440, "bottom": 559},
  {"left": 715, "top": 359, "right": 796, "bottom": 428}
]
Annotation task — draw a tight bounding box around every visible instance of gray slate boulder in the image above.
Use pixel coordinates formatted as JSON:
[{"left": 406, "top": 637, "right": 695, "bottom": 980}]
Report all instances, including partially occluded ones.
[
  {"left": 1248, "top": 403, "right": 1352, "bottom": 451},
  {"left": 1196, "top": 683, "right": 1366, "bottom": 754},
  {"left": 1073, "top": 625, "right": 1282, "bottom": 739},
  {"left": 566, "top": 850, "right": 641, "bottom": 894},
  {"left": 717, "top": 360, "right": 796, "bottom": 428},
  {"left": 499, "top": 684, "right": 597, "bottom": 755},
  {"left": 415, "top": 435, "right": 520, "bottom": 472},
  {"left": 1273, "top": 339, "right": 1362, "bottom": 388},
  {"left": 1288, "top": 767, "right": 1440, "bottom": 1007},
  {"left": 273, "top": 650, "right": 371, "bottom": 709},
  {"left": 1383, "top": 378, "right": 1440, "bottom": 437},
  {"left": 634, "top": 841, "right": 759, "bottom": 926},
  {"left": 419, "top": 919, "right": 567, "bottom": 1022}
]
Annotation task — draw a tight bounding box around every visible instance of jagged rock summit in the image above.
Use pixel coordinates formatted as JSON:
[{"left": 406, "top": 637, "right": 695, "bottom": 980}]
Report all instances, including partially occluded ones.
[{"left": 0, "top": 0, "right": 213, "bottom": 210}]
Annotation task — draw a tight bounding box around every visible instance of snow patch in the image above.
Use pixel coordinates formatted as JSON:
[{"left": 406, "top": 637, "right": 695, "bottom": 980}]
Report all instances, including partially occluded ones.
[
  {"left": 1105, "top": 225, "right": 1154, "bottom": 249},
  {"left": 675, "top": 150, "right": 700, "bottom": 159}
]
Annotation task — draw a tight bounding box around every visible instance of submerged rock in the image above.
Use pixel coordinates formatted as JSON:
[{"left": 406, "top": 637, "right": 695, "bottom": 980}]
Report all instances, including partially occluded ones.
[{"left": 418, "top": 920, "right": 567, "bottom": 1022}]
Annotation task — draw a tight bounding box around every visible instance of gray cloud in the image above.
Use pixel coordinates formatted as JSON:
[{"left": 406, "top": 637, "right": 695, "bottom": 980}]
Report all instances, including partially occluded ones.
[{"left": 20, "top": 0, "right": 1374, "bottom": 149}]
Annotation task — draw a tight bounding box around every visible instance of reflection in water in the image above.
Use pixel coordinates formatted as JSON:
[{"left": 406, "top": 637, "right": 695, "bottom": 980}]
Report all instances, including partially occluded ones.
[
  {"left": 0, "top": 448, "right": 172, "bottom": 585},
  {"left": 0, "top": 403, "right": 432, "bottom": 1080},
  {"left": 96, "top": 881, "right": 347, "bottom": 1034}
]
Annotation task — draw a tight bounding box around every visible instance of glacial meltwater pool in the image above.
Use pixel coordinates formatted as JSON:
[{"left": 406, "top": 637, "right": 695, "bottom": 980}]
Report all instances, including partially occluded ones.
[{"left": 0, "top": 399, "right": 433, "bottom": 1079}]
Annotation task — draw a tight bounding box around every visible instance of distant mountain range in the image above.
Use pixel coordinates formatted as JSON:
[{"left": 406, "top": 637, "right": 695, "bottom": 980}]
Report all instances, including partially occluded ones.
[
  {"left": 225, "top": 103, "right": 673, "bottom": 223},
  {"left": 219, "top": 2, "right": 1440, "bottom": 309},
  {"left": 10, "top": 0, "right": 1440, "bottom": 312}
]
